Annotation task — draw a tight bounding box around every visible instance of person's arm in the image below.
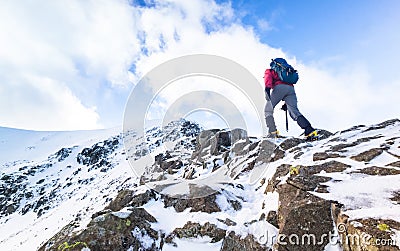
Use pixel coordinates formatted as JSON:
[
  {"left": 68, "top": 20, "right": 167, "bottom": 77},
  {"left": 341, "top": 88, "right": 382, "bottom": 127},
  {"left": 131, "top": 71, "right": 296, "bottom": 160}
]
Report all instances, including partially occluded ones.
[
  {"left": 265, "top": 87, "right": 271, "bottom": 99},
  {"left": 264, "top": 69, "right": 273, "bottom": 99}
]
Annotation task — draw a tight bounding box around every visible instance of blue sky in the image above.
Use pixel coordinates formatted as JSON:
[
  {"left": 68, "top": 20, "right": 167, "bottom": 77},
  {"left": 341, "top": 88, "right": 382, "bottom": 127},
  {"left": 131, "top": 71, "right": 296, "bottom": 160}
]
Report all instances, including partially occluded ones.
[
  {"left": 233, "top": 0, "right": 400, "bottom": 64},
  {"left": 0, "top": 0, "right": 399, "bottom": 135}
]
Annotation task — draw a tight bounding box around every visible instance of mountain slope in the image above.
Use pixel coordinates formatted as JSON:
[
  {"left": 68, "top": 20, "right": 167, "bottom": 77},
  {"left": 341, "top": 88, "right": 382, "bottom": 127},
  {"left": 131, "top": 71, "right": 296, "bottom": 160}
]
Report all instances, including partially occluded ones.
[
  {"left": 1, "top": 119, "right": 400, "bottom": 251},
  {"left": 0, "top": 126, "right": 136, "bottom": 250}
]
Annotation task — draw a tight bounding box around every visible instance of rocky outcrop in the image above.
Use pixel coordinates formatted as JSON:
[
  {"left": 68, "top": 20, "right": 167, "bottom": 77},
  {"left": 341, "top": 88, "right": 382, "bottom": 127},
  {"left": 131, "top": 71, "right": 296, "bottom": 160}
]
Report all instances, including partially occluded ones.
[
  {"left": 334, "top": 211, "right": 400, "bottom": 251},
  {"left": 39, "top": 208, "right": 160, "bottom": 251},
  {"left": 35, "top": 119, "right": 400, "bottom": 251},
  {"left": 162, "top": 192, "right": 221, "bottom": 213},
  {"left": 266, "top": 161, "right": 346, "bottom": 250},
  {"left": 77, "top": 136, "right": 120, "bottom": 172},
  {"left": 166, "top": 221, "right": 226, "bottom": 244},
  {"left": 351, "top": 148, "right": 385, "bottom": 162},
  {"left": 191, "top": 128, "right": 248, "bottom": 161},
  {"left": 105, "top": 189, "right": 157, "bottom": 211},
  {"left": 263, "top": 119, "right": 400, "bottom": 251}
]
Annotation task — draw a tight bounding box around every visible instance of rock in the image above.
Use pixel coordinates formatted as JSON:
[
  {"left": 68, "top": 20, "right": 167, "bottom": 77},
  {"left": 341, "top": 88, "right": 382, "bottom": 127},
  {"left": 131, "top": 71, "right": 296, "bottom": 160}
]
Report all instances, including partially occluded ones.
[
  {"left": 106, "top": 189, "right": 135, "bottom": 211},
  {"left": 231, "top": 128, "right": 248, "bottom": 145},
  {"left": 180, "top": 120, "right": 202, "bottom": 137},
  {"left": 76, "top": 136, "right": 120, "bottom": 168},
  {"left": 316, "top": 129, "right": 333, "bottom": 140},
  {"left": 220, "top": 231, "right": 268, "bottom": 251},
  {"left": 276, "top": 183, "right": 336, "bottom": 251},
  {"left": 339, "top": 124, "right": 366, "bottom": 134},
  {"left": 269, "top": 161, "right": 349, "bottom": 186},
  {"left": 191, "top": 128, "right": 249, "bottom": 161},
  {"left": 387, "top": 161, "right": 400, "bottom": 167},
  {"left": 313, "top": 152, "right": 343, "bottom": 161},
  {"left": 255, "top": 139, "right": 277, "bottom": 164},
  {"left": 50, "top": 147, "right": 75, "bottom": 162},
  {"left": 191, "top": 129, "right": 219, "bottom": 161},
  {"left": 304, "top": 160, "right": 351, "bottom": 175},
  {"left": 330, "top": 135, "right": 384, "bottom": 153},
  {"left": 210, "top": 131, "right": 230, "bottom": 153},
  {"left": 265, "top": 164, "right": 291, "bottom": 193},
  {"left": 154, "top": 152, "right": 183, "bottom": 171},
  {"left": 183, "top": 167, "right": 195, "bottom": 179},
  {"left": 279, "top": 138, "right": 304, "bottom": 151},
  {"left": 334, "top": 213, "right": 400, "bottom": 251},
  {"left": 231, "top": 140, "right": 252, "bottom": 157},
  {"left": 287, "top": 175, "right": 331, "bottom": 192},
  {"left": 363, "top": 119, "right": 400, "bottom": 132},
  {"left": 39, "top": 208, "right": 160, "bottom": 251},
  {"left": 162, "top": 192, "right": 221, "bottom": 213},
  {"left": 355, "top": 166, "right": 400, "bottom": 176},
  {"left": 228, "top": 198, "right": 242, "bottom": 211},
  {"left": 271, "top": 148, "right": 285, "bottom": 162},
  {"left": 167, "top": 221, "right": 226, "bottom": 243},
  {"left": 391, "top": 191, "right": 400, "bottom": 204},
  {"left": 106, "top": 189, "right": 157, "bottom": 211},
  {"left": 266, "top": 210, "right": 278, "bottom": 228},
  {"left": 351, "top": 148, "right": 384, "bottom": 162},
  {"left": 330, "top": 142, "right": 358, "bottom": 153},
  {"left": 218, "top": 218, "right": 237, "bottom": 226}
]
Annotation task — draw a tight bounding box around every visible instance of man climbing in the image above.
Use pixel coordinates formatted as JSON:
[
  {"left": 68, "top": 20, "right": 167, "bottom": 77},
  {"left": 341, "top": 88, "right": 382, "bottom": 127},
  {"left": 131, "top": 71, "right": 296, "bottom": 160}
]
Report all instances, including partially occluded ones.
[{"left": 264, "top": 58, "right": 318, "bottom": 140}]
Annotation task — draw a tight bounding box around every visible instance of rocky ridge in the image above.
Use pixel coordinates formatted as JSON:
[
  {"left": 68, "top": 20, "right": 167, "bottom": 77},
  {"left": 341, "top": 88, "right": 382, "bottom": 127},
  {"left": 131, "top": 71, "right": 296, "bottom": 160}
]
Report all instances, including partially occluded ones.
[{"left": 1, "top": 119, "right": 400, "bottom": 250}]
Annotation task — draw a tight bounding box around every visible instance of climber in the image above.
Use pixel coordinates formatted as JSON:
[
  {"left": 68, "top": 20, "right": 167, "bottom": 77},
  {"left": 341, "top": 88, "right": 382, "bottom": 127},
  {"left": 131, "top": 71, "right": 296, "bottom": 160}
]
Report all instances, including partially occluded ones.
[{"left": 264, "top": 58, "right": 318, "bottom": 140}]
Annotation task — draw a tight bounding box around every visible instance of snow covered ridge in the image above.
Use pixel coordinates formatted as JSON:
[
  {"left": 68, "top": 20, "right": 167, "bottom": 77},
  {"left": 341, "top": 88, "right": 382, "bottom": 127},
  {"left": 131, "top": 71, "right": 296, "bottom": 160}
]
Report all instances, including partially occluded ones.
[
  {"left": 0, "top": 120, "right": 200, "bottom": 251},
  {"left": 1, "top": 119, "right": 400, "bottom": 251}
]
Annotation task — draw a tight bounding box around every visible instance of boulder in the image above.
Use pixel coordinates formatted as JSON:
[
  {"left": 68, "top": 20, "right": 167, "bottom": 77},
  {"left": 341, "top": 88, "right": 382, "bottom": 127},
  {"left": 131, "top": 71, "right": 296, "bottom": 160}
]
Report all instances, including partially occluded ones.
[
  {"left": 220, "top": 231, "right": 269, "bottom": 251},
  {"left": 162, "top": 192, "right": 221, "bottom": 213},
  {"left": 334, "top": 211, "right": 400, "bottom": 251},
  {"left": 275, "top": 183, "right": 336, "bottom": 251},
  {"left": 39, "top": 208, "right": 160, "bottom": 251},
  {"left": 191, "top": 128, "right": 249, "bottom": 161},
  {"left": 351, "top": 148, "right": 384, "bottom": 162},
  {"left": 166, "top": 221, "right": 226, "bottom": 244}
]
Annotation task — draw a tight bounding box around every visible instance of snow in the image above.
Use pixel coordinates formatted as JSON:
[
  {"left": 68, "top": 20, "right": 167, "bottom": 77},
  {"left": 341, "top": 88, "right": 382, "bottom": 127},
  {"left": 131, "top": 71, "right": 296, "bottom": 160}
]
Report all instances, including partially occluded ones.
[
  {"left": 0, "top": 126, "right": 121, "bottom": 167},
  {"left": 0, "top": 126, "right": 137, "bottom": 251},
  {"left": 142, "top": 173, "right": 279, "bottom": 248},
  {"left": 132, "top": 227, "right": 155, "bottom": 249},
  {"left": 392, "top": 229, "right": 400, "bottom": 248},
  {"left": 313, "top": 165, "right": 400, "bottom": 221},
  {"left": 143, "top": 199, "right": 192, "bottom": 234}
]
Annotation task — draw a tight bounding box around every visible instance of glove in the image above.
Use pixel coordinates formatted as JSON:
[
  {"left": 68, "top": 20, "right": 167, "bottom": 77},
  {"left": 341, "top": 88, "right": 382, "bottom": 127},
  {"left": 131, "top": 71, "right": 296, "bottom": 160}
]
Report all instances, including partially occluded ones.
[
  {"left": 265, "top": 87, "right": 271, "bottom": 100},
  {"left": 281, "top": 103, "right": 287, "bottom": 111}
]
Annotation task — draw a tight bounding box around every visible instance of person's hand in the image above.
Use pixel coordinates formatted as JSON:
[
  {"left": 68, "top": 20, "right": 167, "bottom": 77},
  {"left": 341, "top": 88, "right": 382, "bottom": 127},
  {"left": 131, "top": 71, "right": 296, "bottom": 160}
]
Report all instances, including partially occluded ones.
[{"left": 281, "top": 103, "right": 287, "bottom": 111}]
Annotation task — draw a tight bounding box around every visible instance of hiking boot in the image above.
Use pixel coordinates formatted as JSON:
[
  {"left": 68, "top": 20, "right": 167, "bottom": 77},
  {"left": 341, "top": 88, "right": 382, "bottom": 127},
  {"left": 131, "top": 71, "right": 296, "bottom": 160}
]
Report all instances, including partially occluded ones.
[
  {"left": 305, "top": 130, "right": 318, "bottom": 141},
  {"left": 267, "top": 130, "right": 281, "bottom": 138}
]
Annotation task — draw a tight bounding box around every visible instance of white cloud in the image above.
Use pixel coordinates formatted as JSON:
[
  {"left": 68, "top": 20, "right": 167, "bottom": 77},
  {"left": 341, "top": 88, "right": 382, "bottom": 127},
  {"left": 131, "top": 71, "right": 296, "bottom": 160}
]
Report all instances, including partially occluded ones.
[
  {"left": 1, "top": 0, "right": 398, "bottom": 133},
  {"left": 0, "top": 0, "right": 140, "bottom": 130},
  {"left": 0, "top": 74, "right": 100, "bottom": 130},
  {"left": 257, "top": 19, "right": 273, "bottom": 32}
]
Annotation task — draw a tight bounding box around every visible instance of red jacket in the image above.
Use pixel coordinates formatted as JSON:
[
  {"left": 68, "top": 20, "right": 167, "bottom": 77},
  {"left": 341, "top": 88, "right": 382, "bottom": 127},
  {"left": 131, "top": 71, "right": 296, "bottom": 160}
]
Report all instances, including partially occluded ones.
[{"left": 264, "top": 69, "right": 293, "bottom": 88}]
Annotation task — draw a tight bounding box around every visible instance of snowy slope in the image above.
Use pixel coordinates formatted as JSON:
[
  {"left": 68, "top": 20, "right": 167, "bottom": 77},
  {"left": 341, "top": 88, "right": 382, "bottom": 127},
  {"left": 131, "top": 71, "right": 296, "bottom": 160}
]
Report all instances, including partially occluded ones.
[
  {"left": 0, "top": 126, "right": 136, "bottom": 250},
  {"left": 1, "top": 119, "right": 400, "bottom": 251},
  {"left": 0, "top": 120, "right": 202, "bottom": 251}
]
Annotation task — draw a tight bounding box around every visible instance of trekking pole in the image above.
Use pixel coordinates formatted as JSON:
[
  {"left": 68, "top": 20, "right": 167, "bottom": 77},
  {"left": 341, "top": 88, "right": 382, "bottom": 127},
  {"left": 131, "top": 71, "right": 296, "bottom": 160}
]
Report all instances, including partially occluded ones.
[
  {"left": 285, "top": 109, "right": 289, "bottom": 132},
  {"left": 281, "top": 103, "right": 289, "bottom": 132}
]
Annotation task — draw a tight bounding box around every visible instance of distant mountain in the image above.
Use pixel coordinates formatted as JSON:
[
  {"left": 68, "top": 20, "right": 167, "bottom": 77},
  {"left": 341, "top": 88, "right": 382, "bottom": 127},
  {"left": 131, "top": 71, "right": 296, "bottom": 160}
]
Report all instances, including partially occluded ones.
[{"left": 1, "top": 119, "right": 400, "bottom": 251}]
